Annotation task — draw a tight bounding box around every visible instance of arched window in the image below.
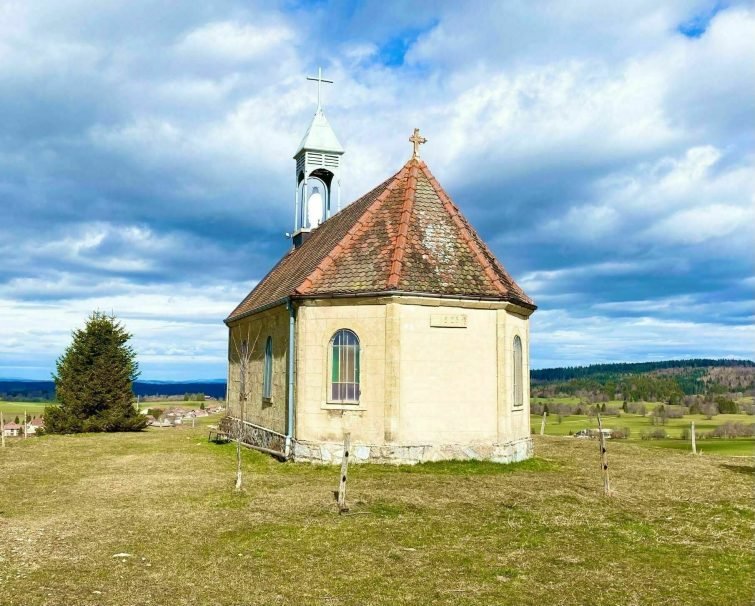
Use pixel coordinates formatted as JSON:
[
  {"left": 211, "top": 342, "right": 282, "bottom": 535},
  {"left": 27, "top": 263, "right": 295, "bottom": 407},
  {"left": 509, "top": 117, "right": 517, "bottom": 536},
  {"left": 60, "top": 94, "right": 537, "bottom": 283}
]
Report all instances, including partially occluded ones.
[
  {"left": 329, "top": 329, "right": 360, "bottom": 403},
  {"left": 262, "top": 336, "right": 273, "bottom": 400},
  {"left": 513, "top": 335, "right": 523, "bottom": 407}
]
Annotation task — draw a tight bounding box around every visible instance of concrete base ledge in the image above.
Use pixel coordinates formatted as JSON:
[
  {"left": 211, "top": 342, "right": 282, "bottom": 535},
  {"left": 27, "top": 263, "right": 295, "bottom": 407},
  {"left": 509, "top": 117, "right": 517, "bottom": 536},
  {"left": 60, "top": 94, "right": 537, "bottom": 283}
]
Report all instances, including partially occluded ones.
[{"left": 291, "top": 436, "right": 533, "bottom": 465}]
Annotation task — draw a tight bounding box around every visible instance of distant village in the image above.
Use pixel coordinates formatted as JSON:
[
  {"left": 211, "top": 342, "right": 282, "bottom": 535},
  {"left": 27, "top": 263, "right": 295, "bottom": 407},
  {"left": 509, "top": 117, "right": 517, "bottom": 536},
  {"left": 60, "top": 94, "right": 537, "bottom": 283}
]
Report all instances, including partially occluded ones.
[
  {"left": 145, "top": 404, "right": 225, "bottom": 427},
  {"left": 1, "top": 417, "right": 44, "bottom": 438},
  {"left": 1, "top": 396, "right": 226, "bottom": 438}
]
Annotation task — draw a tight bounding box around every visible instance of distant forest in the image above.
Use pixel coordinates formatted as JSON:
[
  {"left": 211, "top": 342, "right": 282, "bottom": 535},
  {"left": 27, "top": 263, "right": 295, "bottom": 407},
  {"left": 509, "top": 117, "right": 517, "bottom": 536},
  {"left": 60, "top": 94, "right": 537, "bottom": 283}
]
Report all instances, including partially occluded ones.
[
  {"left": 532, "top": 359, "right": 754, "bottom": 382},
  {"left": 531, "top": 359, "right": 755, "bottom": 403},
  {"left": 0, "top": 380, "right": 227, "bottom": 402}
]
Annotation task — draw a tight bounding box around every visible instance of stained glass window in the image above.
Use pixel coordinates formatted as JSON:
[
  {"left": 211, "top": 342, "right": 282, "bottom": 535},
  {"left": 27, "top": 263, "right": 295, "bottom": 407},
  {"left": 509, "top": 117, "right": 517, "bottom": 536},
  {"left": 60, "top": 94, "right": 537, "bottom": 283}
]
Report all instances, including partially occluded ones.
[
  {"left": 513, "top": 335, "right": 523, "bottom": 407},
  {"left": 262, "top": 336, "right": 273, "bottom": 400},
  {"left": 329, "top": 329, "right": 360, "bottom": 403}
]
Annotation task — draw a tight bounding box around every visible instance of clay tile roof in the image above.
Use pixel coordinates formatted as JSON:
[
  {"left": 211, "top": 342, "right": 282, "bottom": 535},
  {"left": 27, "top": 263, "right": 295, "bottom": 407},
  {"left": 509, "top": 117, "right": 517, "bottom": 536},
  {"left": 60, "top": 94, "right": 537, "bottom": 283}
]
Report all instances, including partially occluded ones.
[{"left": 226, "top": 158, "right": 535, "bottom": 322}]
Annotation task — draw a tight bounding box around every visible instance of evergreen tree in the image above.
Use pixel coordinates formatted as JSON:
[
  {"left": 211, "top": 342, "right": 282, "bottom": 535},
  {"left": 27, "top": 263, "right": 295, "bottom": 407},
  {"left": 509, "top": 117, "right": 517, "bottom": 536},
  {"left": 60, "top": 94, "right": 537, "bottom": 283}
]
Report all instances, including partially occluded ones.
[{"left": 45, "top": 312, "right": 146, "bottom": 434}]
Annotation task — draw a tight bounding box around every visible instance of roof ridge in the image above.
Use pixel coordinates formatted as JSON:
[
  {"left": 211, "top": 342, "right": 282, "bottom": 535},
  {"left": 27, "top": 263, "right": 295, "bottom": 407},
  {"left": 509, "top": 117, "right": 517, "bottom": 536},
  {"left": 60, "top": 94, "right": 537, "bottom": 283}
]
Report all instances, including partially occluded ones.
[
  {"left": 386, "top": 159, "right": 420, "bottom": 288},
  {"left": 295, "top": 164, "right": 409, "bottom": 295},
  {"left": 418, "top": 161, "right": 510, "bottom": 298}
]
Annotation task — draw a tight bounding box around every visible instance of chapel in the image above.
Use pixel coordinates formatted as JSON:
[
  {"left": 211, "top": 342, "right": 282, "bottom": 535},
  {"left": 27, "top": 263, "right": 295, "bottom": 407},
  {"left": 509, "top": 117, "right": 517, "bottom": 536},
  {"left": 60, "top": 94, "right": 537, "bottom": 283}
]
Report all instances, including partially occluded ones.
[{"left": 224, "top": 72, "right": 536, "bottom": 464}]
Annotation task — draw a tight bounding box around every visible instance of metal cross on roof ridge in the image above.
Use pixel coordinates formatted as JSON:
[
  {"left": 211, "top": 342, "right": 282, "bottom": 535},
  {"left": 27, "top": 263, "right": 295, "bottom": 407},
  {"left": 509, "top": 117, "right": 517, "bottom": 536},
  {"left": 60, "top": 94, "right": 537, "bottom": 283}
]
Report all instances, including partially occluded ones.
[
  {"left": 409, "top": 128, "right": 427, "bottom": 158},
  {"left": 306, "top": 67, "right": 334, "bottom": 111}
]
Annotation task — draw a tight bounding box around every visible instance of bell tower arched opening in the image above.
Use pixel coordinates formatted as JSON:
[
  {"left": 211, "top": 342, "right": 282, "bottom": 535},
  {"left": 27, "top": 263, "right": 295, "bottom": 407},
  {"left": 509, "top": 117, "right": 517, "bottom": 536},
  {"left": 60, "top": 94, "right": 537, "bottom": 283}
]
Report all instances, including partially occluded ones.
[{"left": 292, "top": 67, "right": 344, "bottom": 248}]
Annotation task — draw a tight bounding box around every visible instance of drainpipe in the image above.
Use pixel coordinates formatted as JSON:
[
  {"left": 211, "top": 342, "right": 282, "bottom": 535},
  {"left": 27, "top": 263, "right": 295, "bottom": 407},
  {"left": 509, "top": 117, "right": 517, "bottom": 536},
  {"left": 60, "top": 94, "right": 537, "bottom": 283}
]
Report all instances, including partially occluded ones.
[{"left": 285, "top": 299, "right": 296, "bottom": 458}]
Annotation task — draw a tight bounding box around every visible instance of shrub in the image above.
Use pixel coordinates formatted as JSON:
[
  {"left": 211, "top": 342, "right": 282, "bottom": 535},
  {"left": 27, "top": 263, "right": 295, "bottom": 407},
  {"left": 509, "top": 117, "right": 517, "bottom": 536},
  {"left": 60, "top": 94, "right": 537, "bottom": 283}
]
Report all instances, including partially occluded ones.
[
  {"left": 629, "top": 402, "right": 647, "bottom": 416},
  {"left": 715, "top": 396, "right": 738, "bottom": 414},
  {"left": 642, "top": 428, "right": 667, "bottom": 440},
  {"left": 708, "top": 422, "right": 755, "bottom": 438},
  {"left": 148, "top": 408, "right": 164, "bottom": 420},
  {"left": 701, "top": 403, "right": 718, "bottom": 419}
]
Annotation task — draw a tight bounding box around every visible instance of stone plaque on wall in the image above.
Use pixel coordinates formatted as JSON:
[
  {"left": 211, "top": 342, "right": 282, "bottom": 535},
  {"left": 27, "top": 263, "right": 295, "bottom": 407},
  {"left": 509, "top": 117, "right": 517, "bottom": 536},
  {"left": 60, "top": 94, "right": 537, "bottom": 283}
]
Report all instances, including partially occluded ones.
[{"left": 430, "top": 314, "right": 467, "bottom": 328}]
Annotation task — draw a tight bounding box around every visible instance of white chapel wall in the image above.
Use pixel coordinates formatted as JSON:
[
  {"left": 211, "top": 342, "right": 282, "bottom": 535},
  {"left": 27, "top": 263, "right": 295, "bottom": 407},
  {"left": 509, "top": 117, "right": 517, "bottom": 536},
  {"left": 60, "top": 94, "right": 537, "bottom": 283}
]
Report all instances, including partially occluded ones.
[
  {"left": 397, "top": 303, "right": 499, "bottom": 445},
  {"left": 294, "top": 300, "right": 387, "bottom": 445},
  {"left": 227, "top": 305, "right": 290, "bottom": 435}
]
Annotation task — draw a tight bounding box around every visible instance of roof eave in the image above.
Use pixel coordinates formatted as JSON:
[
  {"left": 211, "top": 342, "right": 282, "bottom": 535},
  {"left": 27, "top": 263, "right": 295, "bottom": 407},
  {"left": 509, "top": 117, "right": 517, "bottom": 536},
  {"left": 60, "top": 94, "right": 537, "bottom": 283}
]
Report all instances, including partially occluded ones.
[
  {"left": 224, "top": 296, "right": 291, "bottom": 325},
  {"left": 291, "top": 289, "right": 537, "bottom": 311}
]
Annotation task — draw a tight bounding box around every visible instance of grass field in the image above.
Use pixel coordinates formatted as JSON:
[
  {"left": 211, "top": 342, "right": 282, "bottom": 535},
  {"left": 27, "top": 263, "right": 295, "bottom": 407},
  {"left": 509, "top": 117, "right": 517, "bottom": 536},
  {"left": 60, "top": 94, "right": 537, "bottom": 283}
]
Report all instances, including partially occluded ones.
[
  {"left": 531, "top": 412, "right": 755, "bottom": 456},
  {"left": 0, "top": 401, "right": 47, "bottom": 418},
  {"left": 0, "top": 400, "right": 215, "bottom": 418},
  {"left": 1, "top": 421, "right": 753, "bottom": 605}
]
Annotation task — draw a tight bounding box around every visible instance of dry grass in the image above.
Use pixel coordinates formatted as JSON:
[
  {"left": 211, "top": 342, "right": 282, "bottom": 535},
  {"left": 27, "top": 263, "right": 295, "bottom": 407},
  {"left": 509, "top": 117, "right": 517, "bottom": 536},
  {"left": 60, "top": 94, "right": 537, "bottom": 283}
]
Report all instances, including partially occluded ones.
[{"left": 0, "top": 421, "right": 753, "bottom": 606}]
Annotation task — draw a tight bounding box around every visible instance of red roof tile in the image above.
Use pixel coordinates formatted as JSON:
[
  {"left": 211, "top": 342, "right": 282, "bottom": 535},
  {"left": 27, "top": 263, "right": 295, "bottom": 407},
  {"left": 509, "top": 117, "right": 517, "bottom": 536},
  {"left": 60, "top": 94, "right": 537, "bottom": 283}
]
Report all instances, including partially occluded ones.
[{"left": 226, "top": 158, "right": 534, "bottom": 322}]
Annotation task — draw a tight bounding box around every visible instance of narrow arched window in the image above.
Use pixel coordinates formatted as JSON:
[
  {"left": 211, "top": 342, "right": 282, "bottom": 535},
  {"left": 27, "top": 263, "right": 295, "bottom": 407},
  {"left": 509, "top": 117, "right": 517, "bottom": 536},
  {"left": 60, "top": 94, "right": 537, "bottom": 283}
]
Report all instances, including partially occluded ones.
[
  {"left": 513, "top": 335, "right": 523, "bottom": 407},
  {"left": 329, "top": 329, "right": 360, "bottom": 403},
  {"left": 262, "top": 336, "right": 273, "bottom": 400}
]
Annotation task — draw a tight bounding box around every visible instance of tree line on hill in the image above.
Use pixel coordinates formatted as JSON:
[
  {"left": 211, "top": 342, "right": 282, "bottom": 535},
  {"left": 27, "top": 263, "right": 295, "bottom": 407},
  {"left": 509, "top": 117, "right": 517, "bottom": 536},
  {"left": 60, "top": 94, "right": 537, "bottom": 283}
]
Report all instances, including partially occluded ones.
[
  {"left": 531, "top": 359, "right": 754, "bottom": 382},
  {"left": 532, "top": 359, "right": 755, "bottom": 404},
  {"left": 0, "top": 381, "right": 226, "bottom": 402}
]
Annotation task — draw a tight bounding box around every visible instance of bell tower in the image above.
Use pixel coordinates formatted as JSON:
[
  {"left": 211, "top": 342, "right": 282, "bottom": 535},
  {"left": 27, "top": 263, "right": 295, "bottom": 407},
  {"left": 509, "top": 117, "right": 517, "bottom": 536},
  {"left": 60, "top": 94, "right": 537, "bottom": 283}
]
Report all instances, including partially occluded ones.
[{"left": 292, "top": 68, "right": 344, "bottom": 248}]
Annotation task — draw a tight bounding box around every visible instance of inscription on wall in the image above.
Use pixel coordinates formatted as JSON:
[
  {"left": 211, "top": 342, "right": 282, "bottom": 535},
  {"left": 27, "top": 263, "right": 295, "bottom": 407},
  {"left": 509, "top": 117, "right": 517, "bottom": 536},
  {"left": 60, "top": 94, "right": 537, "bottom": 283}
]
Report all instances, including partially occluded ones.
[{"left": 430, "top": 314, "right": 468, "bottom": 328}]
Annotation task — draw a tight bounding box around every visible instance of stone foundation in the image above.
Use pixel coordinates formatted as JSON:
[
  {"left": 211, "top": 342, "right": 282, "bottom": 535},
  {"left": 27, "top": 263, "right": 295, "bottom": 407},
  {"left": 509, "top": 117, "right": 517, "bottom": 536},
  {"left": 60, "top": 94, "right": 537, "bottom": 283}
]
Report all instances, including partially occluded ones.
[{"left": 291, "top": 436, "right": 533, "bottom": 465}]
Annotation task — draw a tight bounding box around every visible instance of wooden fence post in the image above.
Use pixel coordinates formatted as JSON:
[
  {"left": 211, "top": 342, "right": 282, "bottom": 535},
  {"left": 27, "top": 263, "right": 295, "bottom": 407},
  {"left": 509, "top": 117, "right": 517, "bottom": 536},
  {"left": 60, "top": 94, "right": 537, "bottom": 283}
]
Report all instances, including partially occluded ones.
[
  {"left": 540, "top": 412, "right": 547, "bottom": 436},
  {"left": 337, "top": 432, "right": 351, "bottom": 513},
  {"left": 691, "top": 421, "right": 697, "bottom": 455},
  {"left": 1, "top": 411, "right": 5, "bottom": 448},
  {"left": 596, "top": 414, "right": 611, "bottom": 497}
]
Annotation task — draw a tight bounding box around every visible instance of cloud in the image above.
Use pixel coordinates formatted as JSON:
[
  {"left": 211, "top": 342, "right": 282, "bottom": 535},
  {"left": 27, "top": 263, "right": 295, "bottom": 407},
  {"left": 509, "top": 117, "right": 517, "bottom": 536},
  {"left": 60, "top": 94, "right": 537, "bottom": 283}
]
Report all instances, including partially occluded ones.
[
  {"left": 175, "top": 21, "right": 293, "bottom": 62},
  {"left": 0, "top": 1, "right": 752, "bottom": 378}
]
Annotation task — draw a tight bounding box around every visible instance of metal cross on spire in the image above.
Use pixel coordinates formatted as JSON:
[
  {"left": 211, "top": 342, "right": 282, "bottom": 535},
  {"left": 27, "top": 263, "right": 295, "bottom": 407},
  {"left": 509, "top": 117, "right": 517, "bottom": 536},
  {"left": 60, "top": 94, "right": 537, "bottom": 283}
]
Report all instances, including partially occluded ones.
[
  {"left": 306, "top": 67, "right": 334, "bottom": 111},
  {"left": 409, "top": 128, "right": 427, "bottom": 158}
]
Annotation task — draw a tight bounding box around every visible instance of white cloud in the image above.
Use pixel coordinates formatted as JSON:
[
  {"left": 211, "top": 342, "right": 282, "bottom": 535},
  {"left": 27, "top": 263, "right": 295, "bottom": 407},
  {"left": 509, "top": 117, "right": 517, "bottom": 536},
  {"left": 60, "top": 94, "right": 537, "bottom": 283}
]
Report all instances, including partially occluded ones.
[
  {"left": 532, "top": 309, "right": 755, "bottom": 368},
  {"left": 645, "top": 204, "right": 750, "bottom": 244},
  {"left": 175, "top": 21, "right": 293, "bottom": 62}
]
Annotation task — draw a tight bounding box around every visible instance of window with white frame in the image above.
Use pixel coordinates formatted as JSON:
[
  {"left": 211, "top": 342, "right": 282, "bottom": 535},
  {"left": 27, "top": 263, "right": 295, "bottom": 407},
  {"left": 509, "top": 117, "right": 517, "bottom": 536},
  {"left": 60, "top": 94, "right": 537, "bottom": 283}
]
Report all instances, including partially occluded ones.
[
  {"left": 262, "top": 336, "right": 273, "bottom": 400},
  {"left": 513, "top": 335, "right": 523, "bottom": 407},
  {"left": 329, "top": 329, "right": 360, "bottom": 403}
]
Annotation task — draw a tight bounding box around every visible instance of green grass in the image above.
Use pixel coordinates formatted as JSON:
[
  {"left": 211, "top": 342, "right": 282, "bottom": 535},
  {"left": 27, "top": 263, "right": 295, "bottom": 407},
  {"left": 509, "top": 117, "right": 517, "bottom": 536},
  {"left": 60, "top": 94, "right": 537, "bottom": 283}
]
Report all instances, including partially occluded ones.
[
  {"left": 1, "top": 427, "right": 753, "bottom": 605},
  {"left": 532, "top": 412, "right": 753, "bottom": 437},
  {"left": 532, "top": 412, "right": 755, "bottom": 455},
  {"left": 0, "top": 401, "right": 48, "bottom": 418},
  {"left": 647, "top": 438, "right": 755, "bottom": 456}
]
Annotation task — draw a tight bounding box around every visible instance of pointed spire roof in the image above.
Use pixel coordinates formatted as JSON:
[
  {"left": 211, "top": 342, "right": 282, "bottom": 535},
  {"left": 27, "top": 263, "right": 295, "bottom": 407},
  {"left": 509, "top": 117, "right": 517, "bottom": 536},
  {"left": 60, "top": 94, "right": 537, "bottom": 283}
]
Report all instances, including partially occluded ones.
[
  {"left": 227, "top": 158, "right": 535, "bottom": 322},
  {"left": 295, "top": 109, "right": 344, "bottom": 156}
]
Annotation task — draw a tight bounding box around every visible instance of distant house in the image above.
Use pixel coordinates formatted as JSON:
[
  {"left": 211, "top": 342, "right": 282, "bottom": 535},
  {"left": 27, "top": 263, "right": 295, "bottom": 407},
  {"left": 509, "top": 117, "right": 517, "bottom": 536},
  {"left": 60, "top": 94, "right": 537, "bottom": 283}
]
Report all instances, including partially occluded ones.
[
  {"left": 26, "top": 418, "right": 44, "bottom": 435},
  {"left": 2, "top": 422, "right": 22, "bottom": 437},
  {"left": 574, "top": 428, "right": 612, "bottom": 439}
]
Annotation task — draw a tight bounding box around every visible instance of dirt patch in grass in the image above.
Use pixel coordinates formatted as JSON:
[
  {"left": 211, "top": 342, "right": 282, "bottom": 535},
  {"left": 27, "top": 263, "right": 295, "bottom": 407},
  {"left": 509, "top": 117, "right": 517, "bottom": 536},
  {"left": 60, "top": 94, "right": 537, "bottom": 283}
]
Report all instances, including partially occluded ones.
[{"left": 0, "top": 429, "right": 752, "bottom": 605}]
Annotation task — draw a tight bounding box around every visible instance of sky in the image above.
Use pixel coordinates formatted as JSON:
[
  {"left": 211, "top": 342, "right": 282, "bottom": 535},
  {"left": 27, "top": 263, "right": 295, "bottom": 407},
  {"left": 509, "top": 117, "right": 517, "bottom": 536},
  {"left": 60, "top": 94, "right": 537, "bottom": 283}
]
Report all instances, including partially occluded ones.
[{"left": 0, "top": 0, "right": 753, "bottom": 380}]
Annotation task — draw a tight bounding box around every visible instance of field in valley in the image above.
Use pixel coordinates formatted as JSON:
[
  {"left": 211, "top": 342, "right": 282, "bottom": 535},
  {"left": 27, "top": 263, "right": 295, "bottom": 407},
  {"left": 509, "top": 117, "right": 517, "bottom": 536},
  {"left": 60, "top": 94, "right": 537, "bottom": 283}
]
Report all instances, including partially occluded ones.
[
  {"left": 1, "top": 417, "right": 753, "bottom": 606},
  {"left": 0, "top": 401, "right": 47, "bottom": 418},
  {"left": 530, "top": 399, "right": 755, "bottom": 457}
]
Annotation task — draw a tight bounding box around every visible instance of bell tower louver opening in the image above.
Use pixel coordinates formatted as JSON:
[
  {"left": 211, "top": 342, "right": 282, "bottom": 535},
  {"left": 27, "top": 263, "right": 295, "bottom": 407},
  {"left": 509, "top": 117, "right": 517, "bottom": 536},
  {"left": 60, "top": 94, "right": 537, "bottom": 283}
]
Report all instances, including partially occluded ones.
[{"left": 292, "top": 67, "right": 344, "bottom": 248}]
